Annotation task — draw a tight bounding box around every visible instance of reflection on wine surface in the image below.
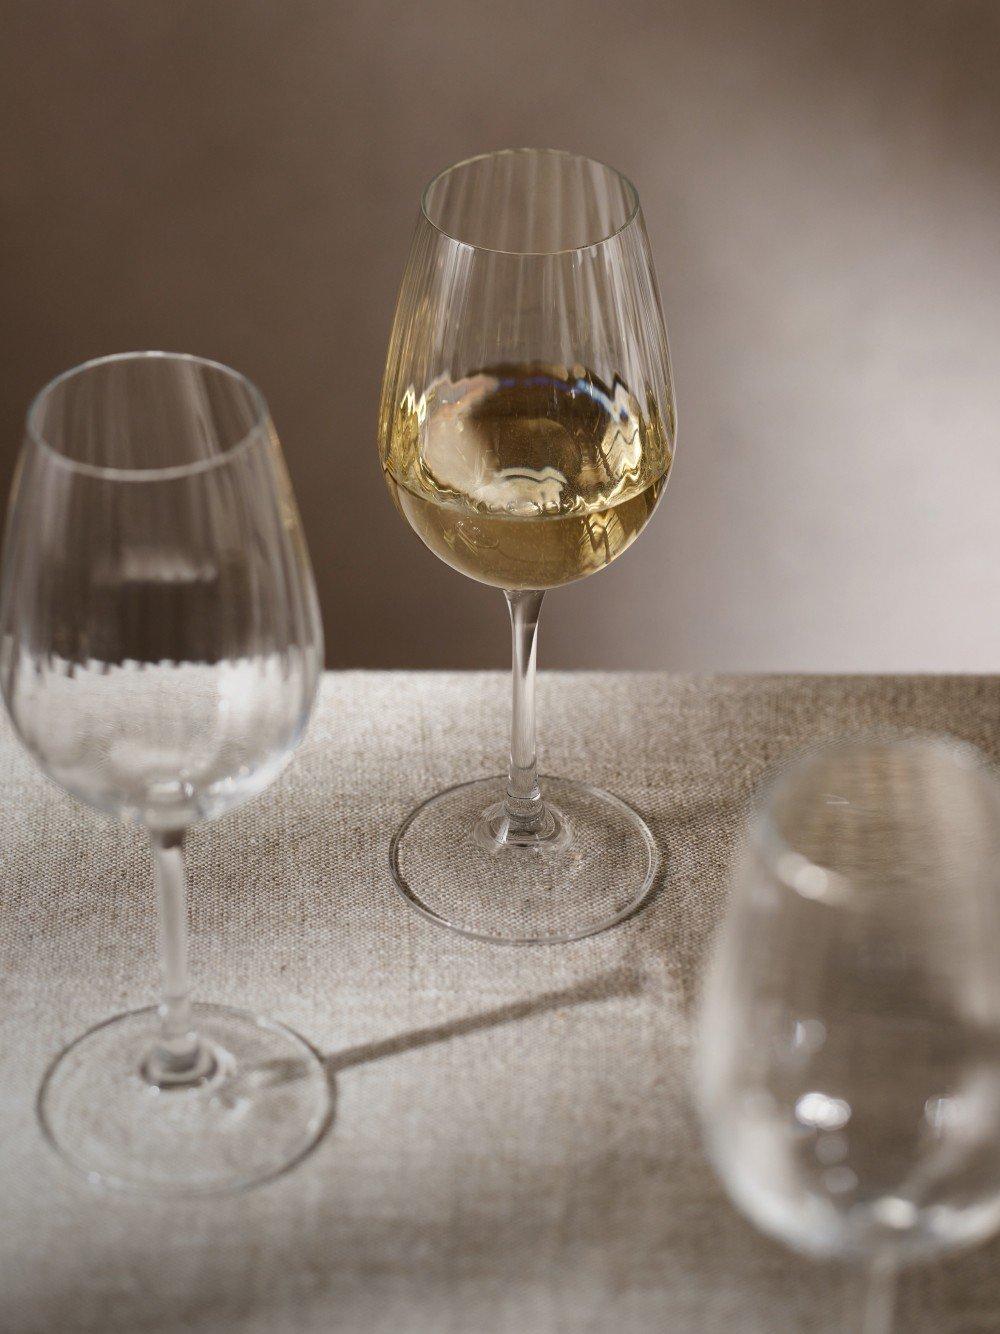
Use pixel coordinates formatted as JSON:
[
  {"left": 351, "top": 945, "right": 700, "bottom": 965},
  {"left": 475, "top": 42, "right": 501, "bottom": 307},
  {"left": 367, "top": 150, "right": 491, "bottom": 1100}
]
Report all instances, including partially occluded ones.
[{"left": 382, "top": 362, "right": 672, "bottom": 589}]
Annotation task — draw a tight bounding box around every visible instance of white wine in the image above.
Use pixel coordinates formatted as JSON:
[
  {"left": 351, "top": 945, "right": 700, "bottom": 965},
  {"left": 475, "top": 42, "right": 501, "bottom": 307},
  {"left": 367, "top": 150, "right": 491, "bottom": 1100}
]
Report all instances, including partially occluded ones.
[{"left": 380, "top": 363, "right": 673, "bottom": 589}]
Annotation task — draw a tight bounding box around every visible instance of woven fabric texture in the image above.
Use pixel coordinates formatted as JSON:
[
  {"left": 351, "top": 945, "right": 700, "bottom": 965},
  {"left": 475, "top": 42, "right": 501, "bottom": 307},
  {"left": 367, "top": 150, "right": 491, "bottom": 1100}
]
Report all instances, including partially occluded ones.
[{"left": 2, "top": 671, "right": 1000, "bottom": 1333}]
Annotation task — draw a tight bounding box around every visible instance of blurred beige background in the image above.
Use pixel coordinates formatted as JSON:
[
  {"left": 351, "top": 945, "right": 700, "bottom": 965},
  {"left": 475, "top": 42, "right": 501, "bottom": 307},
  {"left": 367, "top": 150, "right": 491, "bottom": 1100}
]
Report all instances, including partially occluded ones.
[{"left": 2, "top": 0, "right": 998, "bottom": 670}]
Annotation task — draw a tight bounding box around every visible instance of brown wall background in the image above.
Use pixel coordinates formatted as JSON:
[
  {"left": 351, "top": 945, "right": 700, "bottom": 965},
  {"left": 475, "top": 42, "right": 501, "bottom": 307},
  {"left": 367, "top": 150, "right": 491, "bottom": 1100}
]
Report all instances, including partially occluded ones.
[{"left": 3, "top": 0, "right": 999, "bottom": 671}]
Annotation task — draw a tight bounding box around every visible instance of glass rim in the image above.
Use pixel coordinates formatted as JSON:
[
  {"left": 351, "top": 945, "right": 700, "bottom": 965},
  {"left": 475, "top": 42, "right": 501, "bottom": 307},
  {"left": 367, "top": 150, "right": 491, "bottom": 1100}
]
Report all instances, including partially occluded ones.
[
  {"left": 419, "top": 147, "right": 641, "bottom": 257},
  {"left": 750, "top": 732, "right": 999, "bottom": 904},
  {"left": 24, "top": 351, "right": 272, "bottom": 483}
]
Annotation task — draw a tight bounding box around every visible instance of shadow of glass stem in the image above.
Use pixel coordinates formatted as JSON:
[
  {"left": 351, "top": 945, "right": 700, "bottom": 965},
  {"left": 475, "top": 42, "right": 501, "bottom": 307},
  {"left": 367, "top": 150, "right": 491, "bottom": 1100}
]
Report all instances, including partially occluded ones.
[{"left": 212, "top": 967, "right": 645, "bottom": 1114}]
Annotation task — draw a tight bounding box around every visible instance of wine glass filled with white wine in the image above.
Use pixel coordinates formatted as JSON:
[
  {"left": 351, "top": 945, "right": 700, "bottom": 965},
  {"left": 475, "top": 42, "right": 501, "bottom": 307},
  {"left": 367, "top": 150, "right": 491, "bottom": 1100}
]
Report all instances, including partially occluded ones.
[{"left": 378, "top": 149, "right": 676, "bottom": 943}]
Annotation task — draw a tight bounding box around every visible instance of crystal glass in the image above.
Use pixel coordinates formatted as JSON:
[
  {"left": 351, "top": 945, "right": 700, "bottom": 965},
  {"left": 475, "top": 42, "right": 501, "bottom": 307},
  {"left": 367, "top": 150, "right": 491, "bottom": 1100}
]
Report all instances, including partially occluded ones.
[
  {"left": 696, "top": 738, "right": 1000, "bottom": 1331},
  {"left": 1, "top": 352, "right": 330, "bottom": 1194},
  {"left": 378, "top": 148, "right": 676, "bottom": 943}
]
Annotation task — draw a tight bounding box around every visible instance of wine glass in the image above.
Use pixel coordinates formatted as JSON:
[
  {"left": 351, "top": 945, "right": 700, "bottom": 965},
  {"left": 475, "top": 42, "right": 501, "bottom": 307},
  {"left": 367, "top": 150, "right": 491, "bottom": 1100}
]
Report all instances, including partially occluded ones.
[
  {"left": 1, "top": 352, "right": 330, "bottom": 1195},
  {"left": 695, "top": 737, "right": 1000, "bottom": 1331},
  {"left": 378, "top": 148, "right": 676, "bottom": 944}
]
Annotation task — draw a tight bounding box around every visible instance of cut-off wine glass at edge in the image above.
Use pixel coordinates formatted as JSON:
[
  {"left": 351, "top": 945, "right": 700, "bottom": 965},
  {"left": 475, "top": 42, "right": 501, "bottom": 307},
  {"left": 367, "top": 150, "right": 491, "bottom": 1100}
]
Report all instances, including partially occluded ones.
[{"left": 696, "top": 737, "right": 1000, "bottom": 1332}]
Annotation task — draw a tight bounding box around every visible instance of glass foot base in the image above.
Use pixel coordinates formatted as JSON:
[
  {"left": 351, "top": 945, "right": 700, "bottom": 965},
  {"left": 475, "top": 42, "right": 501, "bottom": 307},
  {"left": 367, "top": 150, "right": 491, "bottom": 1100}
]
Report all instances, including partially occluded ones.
[
  {"left": 389, "top": 774, "right": 659, "bottom": 944},
  {"left": 37, "top": 1003, "right": 333, "bottom": 1196}
]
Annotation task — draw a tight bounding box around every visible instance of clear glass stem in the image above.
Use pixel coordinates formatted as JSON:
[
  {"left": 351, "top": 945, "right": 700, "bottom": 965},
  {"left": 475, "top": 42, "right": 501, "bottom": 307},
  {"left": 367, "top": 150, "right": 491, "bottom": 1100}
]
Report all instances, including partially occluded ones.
[
  {"left": 503, "top": 588, "right": 546, "bottom": 834},
  {"left": 859, "top": 1252, "right": 896, "bottom": 1334},
  {"left": 144, "top": 829, "right": 214, "bottom": 1087}
]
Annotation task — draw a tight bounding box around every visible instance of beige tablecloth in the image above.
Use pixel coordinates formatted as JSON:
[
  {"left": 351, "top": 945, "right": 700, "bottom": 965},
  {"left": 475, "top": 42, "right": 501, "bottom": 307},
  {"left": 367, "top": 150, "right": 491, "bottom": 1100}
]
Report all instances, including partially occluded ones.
[{"left": 2, "top": 672, "right": 1000, "bottom": 1333}]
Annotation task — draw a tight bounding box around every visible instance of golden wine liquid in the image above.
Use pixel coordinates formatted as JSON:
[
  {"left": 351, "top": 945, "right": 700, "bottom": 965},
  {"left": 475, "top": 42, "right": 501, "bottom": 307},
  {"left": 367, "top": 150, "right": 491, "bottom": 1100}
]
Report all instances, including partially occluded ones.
[{"left": 381, "top": 363, "right": 673, "bottom": 589}]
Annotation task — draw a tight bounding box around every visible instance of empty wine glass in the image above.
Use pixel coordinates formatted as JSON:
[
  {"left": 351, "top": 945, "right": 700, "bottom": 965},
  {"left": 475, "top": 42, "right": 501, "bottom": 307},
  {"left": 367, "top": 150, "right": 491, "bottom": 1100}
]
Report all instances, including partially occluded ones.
[
  {"left": 696, "top": 737, "right": 1000, "bottom": 1331},
  {"left": 1, "top": 352, "right": 330, "bottom": 1194},
  {"left": 378, "top": 148, "right": 676, "bottom": 943}
]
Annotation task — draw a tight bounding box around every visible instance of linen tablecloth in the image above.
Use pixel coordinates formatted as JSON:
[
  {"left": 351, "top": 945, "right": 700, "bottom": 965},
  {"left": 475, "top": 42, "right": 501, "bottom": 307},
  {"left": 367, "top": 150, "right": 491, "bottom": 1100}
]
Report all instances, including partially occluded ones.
[{"left": 2, "top": 672, "right": 1000, "bottom": 1334}]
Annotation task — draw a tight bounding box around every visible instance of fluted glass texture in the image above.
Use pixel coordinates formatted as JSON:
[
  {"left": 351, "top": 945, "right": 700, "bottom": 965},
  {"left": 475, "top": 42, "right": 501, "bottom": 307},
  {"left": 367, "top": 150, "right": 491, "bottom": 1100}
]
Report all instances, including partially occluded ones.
[
  {"left": 379, "top": 149, "right": 676, "bottom": 591},
  {"left": 376, "top": 150, "right": 676, "bottom": 945},
  {"left": 0, "top": 352, "right": 322, "bottom": 829}
]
